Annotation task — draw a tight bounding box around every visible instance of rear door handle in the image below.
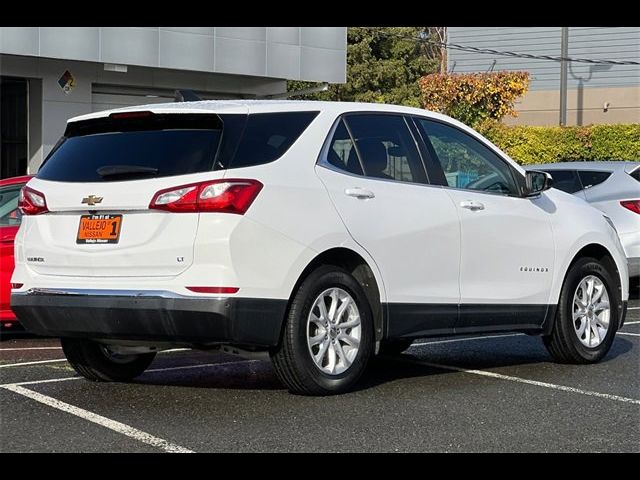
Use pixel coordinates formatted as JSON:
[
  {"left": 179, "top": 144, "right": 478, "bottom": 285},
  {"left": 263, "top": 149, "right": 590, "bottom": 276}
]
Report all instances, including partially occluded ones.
[
  {"left": 460, "top": 200, "right": 485, "bottom": 211},
  {"left": 345, "top": 188, "right": 375, "bottom": 199}
]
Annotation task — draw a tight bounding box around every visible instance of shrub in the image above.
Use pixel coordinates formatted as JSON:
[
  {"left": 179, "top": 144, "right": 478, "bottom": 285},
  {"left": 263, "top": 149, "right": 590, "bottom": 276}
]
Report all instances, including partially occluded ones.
[
  {"left": 420, "top": 71, "right": 530, "bottom": 127},
  {"left": 476, "top": 121, "right": 640, "bottom": 165}
]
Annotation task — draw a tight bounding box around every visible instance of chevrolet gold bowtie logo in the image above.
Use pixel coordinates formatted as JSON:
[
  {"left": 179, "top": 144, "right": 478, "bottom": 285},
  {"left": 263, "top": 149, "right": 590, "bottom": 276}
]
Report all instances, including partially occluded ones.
[{"left": 82, "top": 195, "right": 103, "bottom": 206}]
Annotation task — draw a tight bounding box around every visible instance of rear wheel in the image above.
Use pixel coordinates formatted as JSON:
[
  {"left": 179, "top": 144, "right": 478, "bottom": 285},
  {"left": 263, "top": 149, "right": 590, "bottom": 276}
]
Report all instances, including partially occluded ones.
[
  {"left": 61, "top": 338, "right": 156, "bottom": 382},
  {"left": 543, "top": 257, "right": 620, "bottom": 364},
  {"left": 270, "top": 265, "right": 374, "bottom": 395}
]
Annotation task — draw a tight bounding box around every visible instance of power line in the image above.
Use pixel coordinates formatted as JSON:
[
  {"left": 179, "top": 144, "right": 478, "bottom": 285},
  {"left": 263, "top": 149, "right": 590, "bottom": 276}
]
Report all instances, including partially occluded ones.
[{"left": 364, "top": 28, "right": 640, "bottom": 67}]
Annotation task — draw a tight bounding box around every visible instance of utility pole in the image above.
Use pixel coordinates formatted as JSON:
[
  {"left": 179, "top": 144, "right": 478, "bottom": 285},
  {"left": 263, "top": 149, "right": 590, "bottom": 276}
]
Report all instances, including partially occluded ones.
[{"left": 559, "top": 27, "right": 569, "bottom": 126}]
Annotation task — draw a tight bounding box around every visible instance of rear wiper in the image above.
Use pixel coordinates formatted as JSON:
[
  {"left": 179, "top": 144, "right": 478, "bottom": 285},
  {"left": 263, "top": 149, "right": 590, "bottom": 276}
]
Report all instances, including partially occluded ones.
[{"left": 97, "top": 165, "right": 159, "bottom": 178}]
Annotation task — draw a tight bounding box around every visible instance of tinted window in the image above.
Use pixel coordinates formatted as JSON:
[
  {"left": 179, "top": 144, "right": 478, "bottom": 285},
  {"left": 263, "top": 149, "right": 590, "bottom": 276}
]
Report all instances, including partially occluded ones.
[
  {"left": 325, "top": 119, "right": 364, "bottom": 176},
  {"left": 38, "top": 129, "right": 222, "bottom": 183},
  {"left": 37, "top": 111, "right": 318, "bottom": 182},
  {"left": 578, "top": 170, "right": 612, "bottom": 189},
  {"left": 417, "top": 119, "right": 519, "bottom": 195},
  {"left": 0, "top": 184, "right": 23, "bottom": 226},
  {"left": 230, "top": 112, "right": 319, "bottom": 169},
  {"left": 542, "top": 170, "right": 583, "bottom": 194},
  {"left": 630, "top": 168, "right": 640, "bottom": 182},
  {"left": 345, "top": 115, "right": 427, "bottom": 183}
]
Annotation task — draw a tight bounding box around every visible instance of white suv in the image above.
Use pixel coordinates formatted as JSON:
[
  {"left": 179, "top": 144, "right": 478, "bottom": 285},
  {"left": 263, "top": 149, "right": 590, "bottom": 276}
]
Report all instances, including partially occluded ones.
[{"left": 11, "top": 101, "right": 629, "bottom": 395}]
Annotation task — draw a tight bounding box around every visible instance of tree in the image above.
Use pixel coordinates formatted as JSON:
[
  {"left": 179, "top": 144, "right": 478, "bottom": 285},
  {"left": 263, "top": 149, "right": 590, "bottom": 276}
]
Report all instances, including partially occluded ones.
[
  {"left": 288, "top": 27, "right": 443, "bottom": 107},
  {"left": 420, "top": 71, "right": 530, "bottom": 127}
]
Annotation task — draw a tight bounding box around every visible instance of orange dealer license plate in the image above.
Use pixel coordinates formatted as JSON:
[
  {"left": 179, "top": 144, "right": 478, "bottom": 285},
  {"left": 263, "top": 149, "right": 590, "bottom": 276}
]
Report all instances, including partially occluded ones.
[{"left": 77, "top": 214, "right": 123, "bottom": 244}]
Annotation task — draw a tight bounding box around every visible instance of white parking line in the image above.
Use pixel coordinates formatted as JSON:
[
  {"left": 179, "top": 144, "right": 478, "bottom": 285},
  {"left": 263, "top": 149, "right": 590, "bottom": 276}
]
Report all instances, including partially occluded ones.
[
  {"left": 411, "top": 333, "right": 522, "bottom": 347},
  {"left": 623, "top": 320, "right": 640, "bottom": 325},
  {"left": 0, "top": 358, "right": 67, "bottom": 368},
  {"left": 627, "top": 307, "right": 639, "bottom": 311},
  {"left": 0, "top": 360, "right": 260, "bottom": 388},
  {"left": 146, "top": 360, "right": 259, "bottom": 374},
  {"left": 618, "top": 332, "right": 640, "bottom": 337},
  {"left": 0, "top": 348, "right": 190, "bottom": 368},
  {"left": 0, "top": 384, "right": 194, "bottom": 453},
  {"left": 0, "top": 347, "right": 62, "bottom": 351},
  {"left": 404, "top": 359, "right": 640, "bottom": 405}
]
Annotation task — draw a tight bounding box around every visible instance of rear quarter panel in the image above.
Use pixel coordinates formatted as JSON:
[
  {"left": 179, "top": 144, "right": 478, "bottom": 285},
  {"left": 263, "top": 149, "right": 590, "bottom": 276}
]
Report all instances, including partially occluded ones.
[{"left": 222, "top": 110, "right": 388, "bottom": 304}]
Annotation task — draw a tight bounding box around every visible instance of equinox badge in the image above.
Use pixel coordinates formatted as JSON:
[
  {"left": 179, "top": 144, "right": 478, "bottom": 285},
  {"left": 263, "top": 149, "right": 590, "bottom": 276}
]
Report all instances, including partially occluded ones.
[{"left": 82, "top": 195, "right": 103, "bottom": 206}]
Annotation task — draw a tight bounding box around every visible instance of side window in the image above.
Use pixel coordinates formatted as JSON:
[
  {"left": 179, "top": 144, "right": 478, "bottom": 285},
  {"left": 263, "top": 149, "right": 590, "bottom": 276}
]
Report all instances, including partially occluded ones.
[
  {"left": 416, "top": 119, "right": 519, "bottom": 196},
  {"left": 0, "top": 184, "right": 24, "bottom": 227},
  {"left": 344, "top": 115, "right": 427, "bottom": 184},
  {"left": 325, "top": 119, "right": 364, "bottom": 176},
  {"left": 578, "top": 170, "right": 612, "bottom": 189},
  {"left": 230, "top": 111, "right": 319, "bottom": 169},
  {"left": 543, "top": 170, "right": 583, "bottom": 194}
]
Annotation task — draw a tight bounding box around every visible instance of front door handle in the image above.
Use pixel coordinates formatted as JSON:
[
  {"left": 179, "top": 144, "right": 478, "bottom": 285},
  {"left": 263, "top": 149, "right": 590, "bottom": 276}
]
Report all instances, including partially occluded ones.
[
  {"left": 460, "top": 200, "right": 485, "bottom": 211},
  {"left": 345, "top": 188, "right": 375, "bottom": 199}
]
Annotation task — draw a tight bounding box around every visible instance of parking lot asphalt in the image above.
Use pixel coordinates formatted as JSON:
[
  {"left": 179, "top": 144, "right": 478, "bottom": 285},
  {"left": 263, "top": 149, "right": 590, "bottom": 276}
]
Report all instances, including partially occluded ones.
[{"left": 1, "top": 297, "right": 638, "bottom": 453}]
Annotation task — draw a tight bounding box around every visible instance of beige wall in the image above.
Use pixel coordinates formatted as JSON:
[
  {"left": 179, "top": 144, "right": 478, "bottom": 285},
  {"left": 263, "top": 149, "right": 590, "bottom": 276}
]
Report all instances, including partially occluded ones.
[{"left": 505, "top": 86, "right": 640, "bottom": 126}]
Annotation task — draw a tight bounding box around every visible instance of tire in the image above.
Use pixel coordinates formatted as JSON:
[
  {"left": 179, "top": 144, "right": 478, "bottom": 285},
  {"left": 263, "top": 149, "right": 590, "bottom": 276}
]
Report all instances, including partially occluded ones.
[
  {"left": 61, "top": 338, "right": 156, "bottom": 382},
  {"left": 543, "top": 257, "right": 621, "bottom": 364},
  {"left": 378, "top": 339, "right": 413, "bottom": 356},
  {"left": 270, "top": 265, "right": 375, "bottom": 395}
]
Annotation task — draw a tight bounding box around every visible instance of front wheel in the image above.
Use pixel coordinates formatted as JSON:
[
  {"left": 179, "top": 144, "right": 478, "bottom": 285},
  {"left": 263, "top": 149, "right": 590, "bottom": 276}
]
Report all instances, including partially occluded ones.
[
  {"left": 270, "top": 265, "right": 374, "bottom": 395},
  {"left": 61, "top": 338, "right": 156, "bottom": 382},
  {"left": 543, "top": 257, "right": 620, "bottom": 364}
]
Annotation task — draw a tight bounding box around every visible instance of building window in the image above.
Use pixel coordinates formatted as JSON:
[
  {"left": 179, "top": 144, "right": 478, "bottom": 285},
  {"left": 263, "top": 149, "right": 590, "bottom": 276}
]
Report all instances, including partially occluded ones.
[{"left": 1, "top": 77, "right": 28, "bottom": 179}]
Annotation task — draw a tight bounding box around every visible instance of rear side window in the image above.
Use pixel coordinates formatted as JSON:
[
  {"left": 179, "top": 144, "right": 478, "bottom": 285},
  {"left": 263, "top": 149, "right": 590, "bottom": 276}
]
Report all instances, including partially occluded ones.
[
  {"left": 229, "top": 112, "right": 319, "bottom": 169},
  {"left": 0, "top": 184, "right": 24, "bottom": 226},
  {"left": 543, "top": 170, "right": 583, "bottom": 194},
  {"left": 631, "top": 168, "right": 640, "bottom": 182},
  {"left": 578, "top": 170, "right": 612, "bottom": 189},
  {"left": 344, "top": 114, "right": 427, "bottom": 184}
]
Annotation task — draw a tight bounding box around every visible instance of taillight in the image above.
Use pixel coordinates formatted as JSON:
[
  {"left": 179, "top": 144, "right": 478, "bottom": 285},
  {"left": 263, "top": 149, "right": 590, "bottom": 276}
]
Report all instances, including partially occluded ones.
[
  {"left": 149, "top": 179, "right": 263, "bottom": 214},
  {"left": 620, "top": 200, "right": 640, "bottom": 215},
  {"left": 18, "top": 186, "right": 49, "bottom": 215}
]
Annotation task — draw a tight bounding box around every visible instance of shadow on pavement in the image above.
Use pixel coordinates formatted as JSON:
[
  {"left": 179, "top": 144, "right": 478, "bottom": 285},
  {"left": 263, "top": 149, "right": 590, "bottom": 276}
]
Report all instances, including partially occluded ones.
[{"left": 131, "top": 336, "right": 635, "bottom": 394}]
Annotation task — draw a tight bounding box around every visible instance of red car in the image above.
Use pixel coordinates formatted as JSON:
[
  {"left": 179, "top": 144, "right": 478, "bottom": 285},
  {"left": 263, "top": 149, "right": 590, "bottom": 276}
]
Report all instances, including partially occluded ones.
[{"left": 1, "top": 175, "right": 33, "bottom": 329}]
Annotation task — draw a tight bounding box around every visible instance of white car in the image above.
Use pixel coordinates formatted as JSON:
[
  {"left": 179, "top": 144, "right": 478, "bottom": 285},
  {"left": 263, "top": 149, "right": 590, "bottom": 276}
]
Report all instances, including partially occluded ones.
[
  {"left": 11, "top": 101, "right": 630, "bottom": 395},
  {"left": 525, "top": 162, "right": 640, "bottom": 280}
]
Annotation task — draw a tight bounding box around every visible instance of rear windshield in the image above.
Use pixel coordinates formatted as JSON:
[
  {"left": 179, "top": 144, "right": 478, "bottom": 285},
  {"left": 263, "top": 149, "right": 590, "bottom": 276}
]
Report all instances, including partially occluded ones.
[
  {"left": 630, "top": 167, "right": 640, "bottom": 182},
  {"left": 37, "top": 111, "right": 319, "bottom": 182}
]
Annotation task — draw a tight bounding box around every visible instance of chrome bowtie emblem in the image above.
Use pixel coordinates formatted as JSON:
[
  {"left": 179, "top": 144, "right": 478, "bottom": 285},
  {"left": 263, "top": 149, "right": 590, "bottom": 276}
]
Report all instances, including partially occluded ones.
[{"left": 82, "top": 195, "right": 103, "bottom": 206}]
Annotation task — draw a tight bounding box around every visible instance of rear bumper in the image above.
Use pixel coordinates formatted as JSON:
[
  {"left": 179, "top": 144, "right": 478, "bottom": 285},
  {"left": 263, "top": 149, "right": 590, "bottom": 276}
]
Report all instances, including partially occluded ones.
[{"left": 11, "top": 289, "right": 287, "bottom": 347}]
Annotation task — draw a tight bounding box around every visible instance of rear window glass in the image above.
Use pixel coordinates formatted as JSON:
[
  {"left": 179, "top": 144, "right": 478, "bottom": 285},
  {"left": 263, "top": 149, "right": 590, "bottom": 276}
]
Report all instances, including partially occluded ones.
[
  {"left": 37, "top": 111, "right": 319, "bottom": 182},
  {"left": 38, "top": 130, "right": 221, "bottom": 182},
  {"left": 578, "top": 170, "right": 612, "bottom": 189},
  {"left": 630, "top": 168, "right": 640, "bottom": 182}
]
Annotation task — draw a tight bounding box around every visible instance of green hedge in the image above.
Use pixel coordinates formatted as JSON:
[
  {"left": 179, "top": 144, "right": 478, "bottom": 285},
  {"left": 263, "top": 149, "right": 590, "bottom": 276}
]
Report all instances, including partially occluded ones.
[{"left": 475, "top": 121, "right": 640, "bottom": 165}]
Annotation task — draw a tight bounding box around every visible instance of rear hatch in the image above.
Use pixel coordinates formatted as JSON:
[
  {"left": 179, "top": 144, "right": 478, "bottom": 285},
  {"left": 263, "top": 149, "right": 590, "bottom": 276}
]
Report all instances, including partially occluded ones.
[{"left": 23, "top": 111, "right": 229, "bottom": 277}]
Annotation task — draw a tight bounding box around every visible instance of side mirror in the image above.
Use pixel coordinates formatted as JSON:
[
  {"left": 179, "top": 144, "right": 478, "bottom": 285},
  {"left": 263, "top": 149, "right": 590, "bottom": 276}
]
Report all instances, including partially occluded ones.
[{"left": 525, "top": 170, "right": 553, "bottom": 197}]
